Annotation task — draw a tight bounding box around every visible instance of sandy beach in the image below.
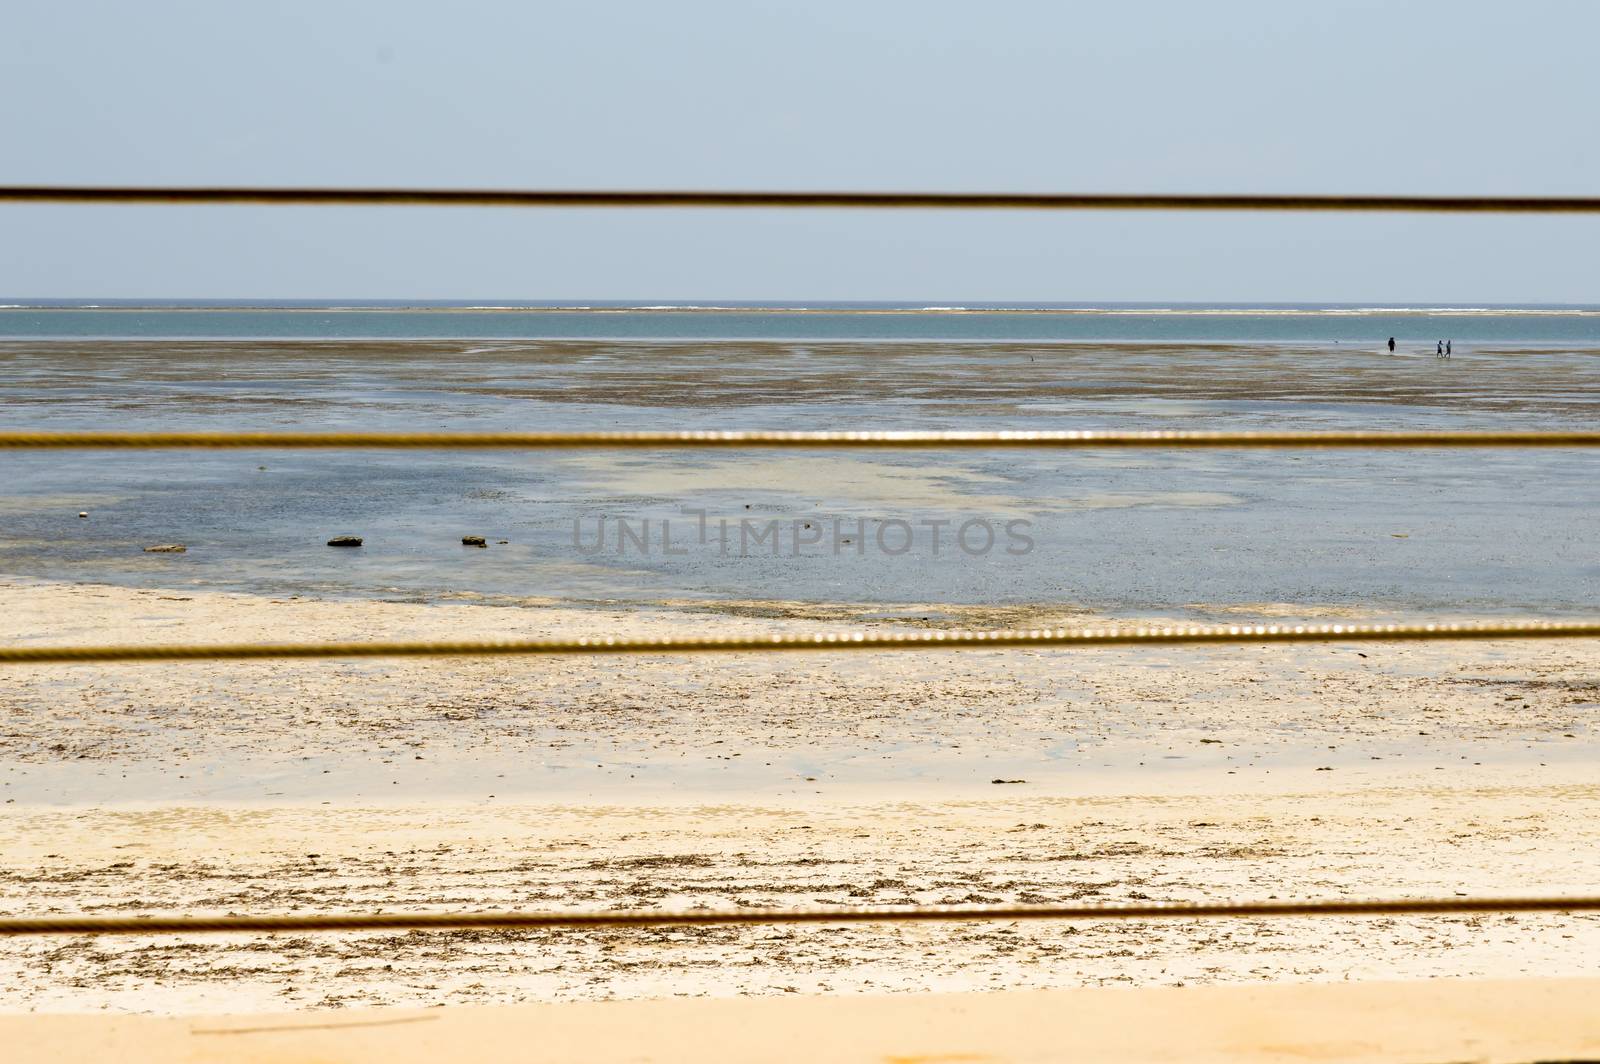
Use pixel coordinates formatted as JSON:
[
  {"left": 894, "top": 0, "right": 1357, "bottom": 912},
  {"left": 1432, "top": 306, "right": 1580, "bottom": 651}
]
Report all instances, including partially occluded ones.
[
  {"left": 2, "top": 331, "right": 1596, "bottom": 1020},
  {"left": 1, "top": 578, "right": 1595, "bottom": 1013}
]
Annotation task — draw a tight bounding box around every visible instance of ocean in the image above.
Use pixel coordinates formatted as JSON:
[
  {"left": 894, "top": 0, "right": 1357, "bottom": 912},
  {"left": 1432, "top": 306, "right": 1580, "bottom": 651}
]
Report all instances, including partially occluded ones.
[
  {"left": 1, "top": 302, "right": 1596, "bottom": 619},
  {"left": 4, "top": 300, "right": 1600, "bottom": 343}
]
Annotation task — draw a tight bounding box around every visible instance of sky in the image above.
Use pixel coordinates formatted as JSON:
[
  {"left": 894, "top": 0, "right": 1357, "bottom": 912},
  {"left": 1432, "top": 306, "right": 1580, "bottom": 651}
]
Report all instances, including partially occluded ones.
[{"left": 2, "top": 0, "right": 1597, "bottom": 302}]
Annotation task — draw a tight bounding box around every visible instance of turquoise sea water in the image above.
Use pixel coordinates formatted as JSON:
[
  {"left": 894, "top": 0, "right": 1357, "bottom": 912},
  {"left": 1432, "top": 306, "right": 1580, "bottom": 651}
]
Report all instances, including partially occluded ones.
[{"left": 4, "top": 301, "right": 1600, "bottom": 343}]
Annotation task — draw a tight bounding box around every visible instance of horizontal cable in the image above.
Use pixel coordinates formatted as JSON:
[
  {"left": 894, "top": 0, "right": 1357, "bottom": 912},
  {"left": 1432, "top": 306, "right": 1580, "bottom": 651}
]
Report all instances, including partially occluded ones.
[
  {"left": 5, "top": 187, "right": 1600, "bottom": 213},
  {"left": 4, "top": 430, "right": 1600, "bottom": 451},
  {"left": 2, "top": 895, "right": 1596, "bottom": 936},
  {"left": 4, "top": 621, "right": 1598, "bottom": 666}
]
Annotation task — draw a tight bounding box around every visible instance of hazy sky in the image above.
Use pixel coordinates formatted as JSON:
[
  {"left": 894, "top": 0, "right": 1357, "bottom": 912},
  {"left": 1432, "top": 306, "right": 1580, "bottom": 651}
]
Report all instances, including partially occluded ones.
[{"left": 3, "top": 0, "right": 1597, "bottom": 301}]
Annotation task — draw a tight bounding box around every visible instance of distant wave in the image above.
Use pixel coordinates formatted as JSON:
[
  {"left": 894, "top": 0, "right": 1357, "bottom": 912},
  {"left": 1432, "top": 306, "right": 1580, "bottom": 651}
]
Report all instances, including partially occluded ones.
[
  {"left": 1037, "top": 306, "right": 1600, "bottom": 316},
  {"left": 1324, "top": 306, "right": 1582, "bottom": 316}
]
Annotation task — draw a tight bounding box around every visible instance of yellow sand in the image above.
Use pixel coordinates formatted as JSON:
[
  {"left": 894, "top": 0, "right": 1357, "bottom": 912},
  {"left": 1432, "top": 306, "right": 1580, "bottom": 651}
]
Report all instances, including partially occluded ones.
[
  {"left": 0, "top": 578, "right": 1596, "bottom": 1016},
  {"left": 6, "top": 978, "right": 1600, "bottom": 1064}
]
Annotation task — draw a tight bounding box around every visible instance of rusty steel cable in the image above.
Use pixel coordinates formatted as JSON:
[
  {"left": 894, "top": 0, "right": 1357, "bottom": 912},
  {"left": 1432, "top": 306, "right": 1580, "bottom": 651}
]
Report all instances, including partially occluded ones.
[
  {"left": 3, "top": 620, "right": 1598, "bottom": 667},
  {"left": 2, "top": 430, "right": 1600, "bottom": 451},
  {"left": 6, "top": 187, "right": 1600, "bottom": 213},
  {"left": 1, "top": 895, "right": 1597, "bottom": 937}
]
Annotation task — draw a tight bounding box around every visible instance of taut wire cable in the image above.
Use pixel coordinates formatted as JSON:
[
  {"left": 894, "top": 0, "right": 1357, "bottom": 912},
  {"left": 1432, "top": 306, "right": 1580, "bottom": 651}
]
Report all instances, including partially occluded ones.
[
  {"left": 6, "top": 187, "right": 1600, "bottom": 213},
  {"left": 2, "top": 430, "right": 1600, "bottom": 451},
  {"left": 4, "top": 620, "right": 1599, "bottom": 666},
  {"left": 2, "top": 895, "right": 1597, "bottom": 936}
]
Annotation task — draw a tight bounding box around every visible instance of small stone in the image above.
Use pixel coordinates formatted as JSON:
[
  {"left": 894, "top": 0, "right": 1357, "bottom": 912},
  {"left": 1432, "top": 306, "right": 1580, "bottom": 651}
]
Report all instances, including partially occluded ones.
[
  {"left": 497, "top": 539, "right": 509, "bottom": 545},
  {"left": 991, "top": 778, "right": 1027, "bottom": 785},
  {"left": 78, "top": 512, "right": 88, "bottom": 519},
  {"left": 326, "top": 535, "right": 363, "bottom": 547},
  {"left": 462, "top": 535, "right": 488, "bottom": 547},
  {"left": 143, "top": 544, "right": 187, "bottom": 553}
]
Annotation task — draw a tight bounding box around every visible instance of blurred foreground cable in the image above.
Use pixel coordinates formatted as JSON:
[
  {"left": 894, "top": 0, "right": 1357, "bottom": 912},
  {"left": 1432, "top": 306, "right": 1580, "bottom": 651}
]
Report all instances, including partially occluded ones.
[
  {"left": 4, "top": 620, "right": 1599, "bottom": 666},
  {"left": 6, "top": 187, "right": 1600, "bottom": 212},
  {"left": 2, "top": 896, "right": 1597, "bottom": 936},
  {"left": 3, "top": 430, "right": 1600, "bottom": 450}
]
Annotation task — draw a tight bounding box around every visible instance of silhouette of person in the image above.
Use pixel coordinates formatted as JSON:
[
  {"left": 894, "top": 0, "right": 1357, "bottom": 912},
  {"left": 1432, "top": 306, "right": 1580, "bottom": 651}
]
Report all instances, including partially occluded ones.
[
  {"left": 1388, "top": 337, "right": 1396, "bottom": 352},
  {"left": 1446, "top": 340, "right": 1452, "bottom": 357},
  {"left": 1437, "top": 340, "right": 1444, "bottom": 357}
]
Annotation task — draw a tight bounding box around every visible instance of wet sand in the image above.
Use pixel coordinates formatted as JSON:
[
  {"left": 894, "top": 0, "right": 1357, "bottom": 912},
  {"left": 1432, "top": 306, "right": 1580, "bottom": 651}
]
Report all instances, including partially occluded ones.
[
  {"left": 1, "top": 579, "right": 1596, "bottom": 1012},
  {"left": 3, "top": 339, "right": 1598, "bottom": 615},
  {"left": 6, "top": 337, "right": 1600, "bottom": 414}
]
